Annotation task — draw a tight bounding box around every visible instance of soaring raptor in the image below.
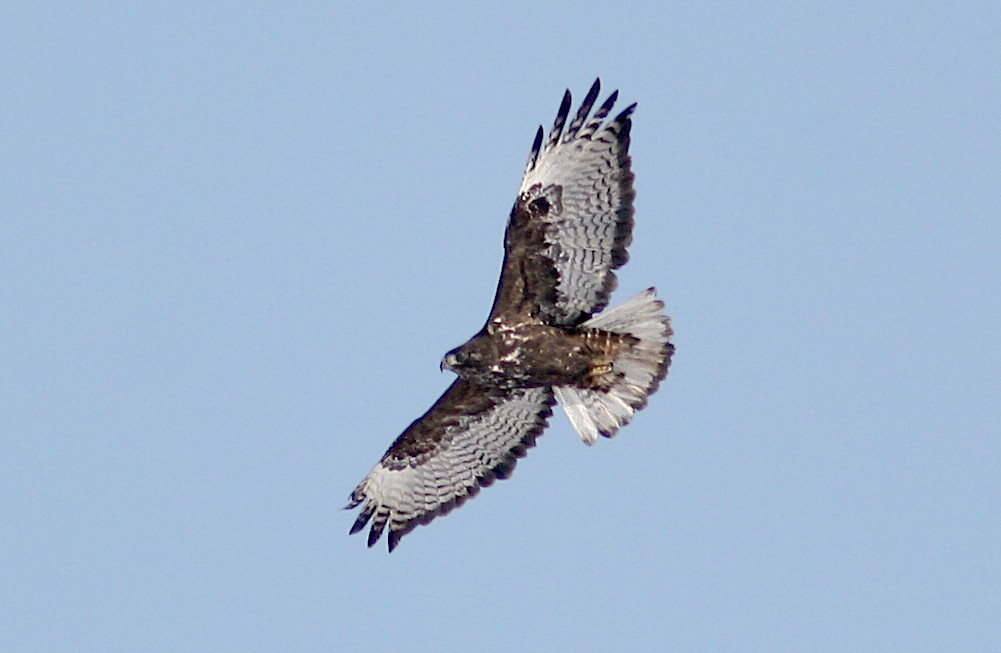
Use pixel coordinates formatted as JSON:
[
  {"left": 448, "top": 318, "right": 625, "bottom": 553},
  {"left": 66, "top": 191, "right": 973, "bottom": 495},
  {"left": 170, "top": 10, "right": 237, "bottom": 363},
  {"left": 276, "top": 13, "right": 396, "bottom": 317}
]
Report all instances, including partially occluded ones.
[{"left": 348, "top": 80, "right": 674, "bottom": 551}]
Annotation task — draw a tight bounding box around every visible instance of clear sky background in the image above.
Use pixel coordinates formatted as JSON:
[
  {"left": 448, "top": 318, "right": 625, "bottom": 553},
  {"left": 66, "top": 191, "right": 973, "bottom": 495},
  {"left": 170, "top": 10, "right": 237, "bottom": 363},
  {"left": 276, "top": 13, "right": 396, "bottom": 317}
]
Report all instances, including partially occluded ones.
[{"left": 3, "top": 3, "right": 999, "bottom": 652}]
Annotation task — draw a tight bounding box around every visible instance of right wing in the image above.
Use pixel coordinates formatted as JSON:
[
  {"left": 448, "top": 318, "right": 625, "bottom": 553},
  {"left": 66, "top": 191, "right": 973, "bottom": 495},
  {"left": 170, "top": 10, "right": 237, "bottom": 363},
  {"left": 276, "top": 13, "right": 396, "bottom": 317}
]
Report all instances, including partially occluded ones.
[{"left": 347, "top": 380, "right": 555, "bottom": 551}]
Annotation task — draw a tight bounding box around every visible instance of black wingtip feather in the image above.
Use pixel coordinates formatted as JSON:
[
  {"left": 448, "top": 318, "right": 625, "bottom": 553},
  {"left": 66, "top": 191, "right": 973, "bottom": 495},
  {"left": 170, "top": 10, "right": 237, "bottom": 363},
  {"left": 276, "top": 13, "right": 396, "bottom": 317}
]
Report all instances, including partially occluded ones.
[
  {"left": 349, "top": 517, "right": 367, "bottom": 536},
  {"left": 598, "top": 90, "right": 619, "bottom": 117},
  {"left": 527, "top": 125, "right": 544, "bottom": 170},
  {"left": 349, "top": 500, "right": 373, "bottom": 534},
  {"left": 367, "top": 518, "right": 385, "bottom": 548},
  {"left": 566, "top": 79, "right": 602, "bottom": 140},
  {"left": 615, "top": 102, "right": 637, "bottom": 124},
  {"left": 547, "top": 90, "right": 573, "bottom": 149}
]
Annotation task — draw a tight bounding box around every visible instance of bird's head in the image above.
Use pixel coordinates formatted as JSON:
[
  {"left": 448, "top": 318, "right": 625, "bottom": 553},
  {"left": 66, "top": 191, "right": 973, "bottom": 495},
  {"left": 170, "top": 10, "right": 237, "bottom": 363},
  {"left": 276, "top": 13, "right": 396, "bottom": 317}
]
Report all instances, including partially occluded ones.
[
  {"left": 440, "top": 345, "right": 472, "bottom": 374},
  {"left": 441, "top": 334, "right": 499, "bottom": 381}
]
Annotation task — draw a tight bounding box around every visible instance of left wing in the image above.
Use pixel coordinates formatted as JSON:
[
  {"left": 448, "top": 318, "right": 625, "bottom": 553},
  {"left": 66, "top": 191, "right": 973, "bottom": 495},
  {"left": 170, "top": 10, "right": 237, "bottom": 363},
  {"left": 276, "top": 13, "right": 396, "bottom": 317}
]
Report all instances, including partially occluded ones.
[
  {"left": 488, "top": 79, "right": 636, "bottom": 328},
  {"left": 348, "top": 380, "right": 555, "bottom": 551}
]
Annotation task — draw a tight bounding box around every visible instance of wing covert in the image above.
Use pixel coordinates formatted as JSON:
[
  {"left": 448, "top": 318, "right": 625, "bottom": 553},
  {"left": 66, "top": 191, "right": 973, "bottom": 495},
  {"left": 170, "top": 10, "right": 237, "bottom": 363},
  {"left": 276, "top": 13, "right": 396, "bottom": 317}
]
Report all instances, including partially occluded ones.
[{"left": 347, "top": 380, "right": 555, "bottom": 551}]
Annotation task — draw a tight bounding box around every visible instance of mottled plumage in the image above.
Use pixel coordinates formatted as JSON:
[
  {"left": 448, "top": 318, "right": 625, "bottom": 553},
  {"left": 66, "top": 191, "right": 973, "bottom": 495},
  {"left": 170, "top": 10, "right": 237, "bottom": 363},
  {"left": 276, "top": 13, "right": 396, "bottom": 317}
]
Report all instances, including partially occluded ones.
[{"left": 348, "top": 80, "right": 674, "bottom": 551}]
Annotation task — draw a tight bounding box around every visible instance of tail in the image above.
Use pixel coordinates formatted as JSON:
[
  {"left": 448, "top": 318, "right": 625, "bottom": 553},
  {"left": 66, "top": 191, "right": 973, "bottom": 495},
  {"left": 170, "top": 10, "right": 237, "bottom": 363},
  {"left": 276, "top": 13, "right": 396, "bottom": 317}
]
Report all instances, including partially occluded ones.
[{"left": 555, "top": 288, "right": 674, "bottom": 444}]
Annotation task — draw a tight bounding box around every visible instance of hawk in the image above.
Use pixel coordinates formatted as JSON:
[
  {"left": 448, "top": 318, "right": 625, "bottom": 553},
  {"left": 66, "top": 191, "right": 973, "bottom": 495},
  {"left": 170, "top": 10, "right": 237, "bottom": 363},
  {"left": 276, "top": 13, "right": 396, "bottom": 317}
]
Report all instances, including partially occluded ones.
[{"left": 348, "top": 80, "right": 674, "bottom": 551}]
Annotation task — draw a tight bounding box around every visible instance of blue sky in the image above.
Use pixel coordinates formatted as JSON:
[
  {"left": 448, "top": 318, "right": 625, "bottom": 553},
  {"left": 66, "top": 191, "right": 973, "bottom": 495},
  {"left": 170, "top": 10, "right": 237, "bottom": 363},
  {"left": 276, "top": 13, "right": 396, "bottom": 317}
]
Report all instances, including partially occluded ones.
[{"left": 2, "top": 2, "right": 999, "bottom": 651}]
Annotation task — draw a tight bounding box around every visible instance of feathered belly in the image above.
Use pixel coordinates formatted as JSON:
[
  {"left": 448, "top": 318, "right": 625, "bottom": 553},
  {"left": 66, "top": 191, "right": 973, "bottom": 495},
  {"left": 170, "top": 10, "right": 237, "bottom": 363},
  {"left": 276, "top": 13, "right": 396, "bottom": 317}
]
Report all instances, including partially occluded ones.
[{"left": 488, "top": 326, "right": 632, "bottom": 389}]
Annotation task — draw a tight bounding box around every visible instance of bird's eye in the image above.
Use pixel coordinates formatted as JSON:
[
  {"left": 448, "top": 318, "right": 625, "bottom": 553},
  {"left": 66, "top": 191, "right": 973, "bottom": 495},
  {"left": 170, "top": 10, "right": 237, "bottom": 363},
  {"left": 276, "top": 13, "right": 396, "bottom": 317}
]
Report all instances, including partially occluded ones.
[{"left": 453, "top": 350, "right": 469, "bottom": 364}]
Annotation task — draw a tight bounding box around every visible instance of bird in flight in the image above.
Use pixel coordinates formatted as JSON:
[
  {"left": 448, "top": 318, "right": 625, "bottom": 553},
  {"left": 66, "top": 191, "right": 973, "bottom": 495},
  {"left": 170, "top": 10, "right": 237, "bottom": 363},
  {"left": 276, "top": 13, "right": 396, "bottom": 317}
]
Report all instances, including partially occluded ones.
[{"left": 348, "top": 80, "right": 674, "bottom": 551}]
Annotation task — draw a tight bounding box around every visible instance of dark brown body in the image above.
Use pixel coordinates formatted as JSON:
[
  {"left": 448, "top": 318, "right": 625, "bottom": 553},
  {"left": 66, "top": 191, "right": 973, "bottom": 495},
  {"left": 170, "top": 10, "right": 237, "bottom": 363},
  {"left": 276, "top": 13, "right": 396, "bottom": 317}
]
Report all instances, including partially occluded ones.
[{"left": 442, "top": 324, "right": 635, "bottom": 390}]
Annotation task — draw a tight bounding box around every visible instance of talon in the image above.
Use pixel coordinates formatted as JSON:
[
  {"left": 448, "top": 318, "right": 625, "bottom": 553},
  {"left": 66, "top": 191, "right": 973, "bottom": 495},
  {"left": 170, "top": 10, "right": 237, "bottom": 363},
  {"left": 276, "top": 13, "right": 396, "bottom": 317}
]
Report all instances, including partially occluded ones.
[{"left": 587, "top": 362, "right": 614, "bottom": 380}]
